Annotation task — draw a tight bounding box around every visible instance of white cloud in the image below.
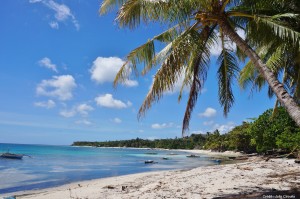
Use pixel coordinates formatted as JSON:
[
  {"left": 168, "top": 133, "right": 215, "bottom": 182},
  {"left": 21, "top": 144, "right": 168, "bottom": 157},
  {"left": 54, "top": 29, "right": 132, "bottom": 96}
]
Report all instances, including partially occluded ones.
[
  {"left": 151, "top": 122, "right": 174, "bottom": 129},
  {"left": 29, "top": 0, "right": 79, "bottom": 30},
  {"left": 46, "top": 0, "right": 79, "bottom": 30},
  {"left": 199, "top": 107, "right": 217, "bottom": 118},
  {"left": 29, "top": 0, "right": 42, "bottom": 3},
  {"left": 201, "top": 88, "right": 207, "bottom": 94},
  {"left": 76, "top": 119, "right": 92, "bottom": 125},
  {"left": 34, "top": 100, "right": 56, "bottom": 109},
  {"left": 59, "top": 109, "right": 76, "bottom": 118},
  {"left": 113, "top": 117, "right": 122, "bottom": 123},
  {"left": 147, "top": 136, "right": 158, "bottom": 140},
  {"left": 59, "top": 103, "right": 93, "bottom": 118},
  {"left": 123, "top": 79, "right": 139, "bottom": 87},
  {"left": 127, "top": 101, "right": 133, "bottom": 107},
  {"left": 38, "top": 57, "right": 58, "bottom": 72},
  {"left": 95, "top": 94, "right": 131, "bottom": 109},
  {"left": 203, "top": 120, "right": 214, "bottom": 126},
  {"left": 210, "top": 29, "right": 246, "bottom": 56},
  {"left": 90, "top": 57, "right": 138, "bottom": 87},
  {"left": 49, "top": 21, "right": 59, "bottom": 29},
  {"left": 47, "top": 0, "right": 72, "bottom": 21},
  {"left": 191, "top": 130, "right": 205, "bottom": 134},
  {"left": 213, "top": 122, "right": 235, "bottom": 134},
  {"left": 76, "top": 104, "right": 94, "bottom": 116},
  {"left": 36, "top": 75, "right": 76, "bottom": 101}
]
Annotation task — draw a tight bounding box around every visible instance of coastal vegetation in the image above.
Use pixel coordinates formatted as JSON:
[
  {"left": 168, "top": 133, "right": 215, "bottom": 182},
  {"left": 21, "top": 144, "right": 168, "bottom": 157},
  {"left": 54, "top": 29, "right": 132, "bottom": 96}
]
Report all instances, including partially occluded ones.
[
  {"left": 100, "top": 0, "right": 300, "bottom": 134},
  {"left": 73, "top": 107, "right": 300, "bottom": 156}
]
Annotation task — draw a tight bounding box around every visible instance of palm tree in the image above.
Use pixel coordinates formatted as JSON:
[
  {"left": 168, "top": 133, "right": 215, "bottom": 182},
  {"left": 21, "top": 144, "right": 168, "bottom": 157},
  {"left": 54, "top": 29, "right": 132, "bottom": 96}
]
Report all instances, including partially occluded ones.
[
  {"left": 100, "top": 0, "right": 300, "bottom": 135},
  {"left": 239, "top": 42, "right": 300, "bottom": 116},
  {"left": 238, "top": 9, "right": 300, "bottom": 116}
]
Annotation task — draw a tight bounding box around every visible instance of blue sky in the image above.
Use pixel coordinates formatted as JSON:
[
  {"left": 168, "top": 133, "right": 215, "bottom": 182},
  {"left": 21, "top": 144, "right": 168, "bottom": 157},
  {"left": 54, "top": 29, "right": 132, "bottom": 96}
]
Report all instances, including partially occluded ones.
[{"left": 0, "top": 0, "right": 275, "bottom": 145}]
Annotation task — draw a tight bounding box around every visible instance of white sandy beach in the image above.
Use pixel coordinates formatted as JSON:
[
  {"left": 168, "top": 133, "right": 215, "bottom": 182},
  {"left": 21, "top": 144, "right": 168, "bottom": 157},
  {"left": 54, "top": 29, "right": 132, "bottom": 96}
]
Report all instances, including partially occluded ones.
[
  {"left": 2, "top": 155, "right": 299, "bottom": 199},
  {"left": 177, "top": 149, "right": 243, "bottom": 157}
]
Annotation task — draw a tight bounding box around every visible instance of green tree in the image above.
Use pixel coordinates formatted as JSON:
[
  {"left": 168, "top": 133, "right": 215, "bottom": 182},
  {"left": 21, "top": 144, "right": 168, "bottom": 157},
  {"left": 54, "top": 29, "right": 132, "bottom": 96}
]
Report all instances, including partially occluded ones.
[
  {"left": 227, "top": 122, "right": 254, "bottom": 153},
  {"left": 100, "top": 0, "right": 300, "bottom": 134},
  {"left": 204, "top": 130, "right": 228, "bottom": 151},
  {"left": 239, "top": 19, "right": 300, "bottom": 116},
  {"left": 249, "top": 107, "right": 300, "bottom": 152},
  {"left": 276, "top": 127, "right": 300, "bottom": 151}
]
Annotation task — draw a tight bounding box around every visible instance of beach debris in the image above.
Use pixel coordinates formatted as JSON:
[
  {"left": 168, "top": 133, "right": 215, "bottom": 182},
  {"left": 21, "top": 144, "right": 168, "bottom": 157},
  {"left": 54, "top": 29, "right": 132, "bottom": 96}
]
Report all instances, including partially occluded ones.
[
  {"left": 295, "top": 159, "right": 300, "bottom": 164},
  {"left": 268, "top": 171, "right": 300, "bottom": 178},
  {"left": 186, "top": 154, "right": 200, "bottom": 158},
  {"left": 145, "top": 160, "right": 158, "bottom": 164},
  {"left": 144, "top": 152, "right": 157, "bottom": 155},
  {"left": 105, "top": 185, "right": 115, "bottom": 189},
  {"left": 235, "top": 156, "right": 248, "bottom": 160},
  {"left": 122, "top": 185, "right": 128, "bottom": 191},
  {"left": 247, "top": 153, "right": 258, "bottom": 157},
  {"left": 68, "top": 188, "right": 77, "bottom": 199},
  {"left": 265, "top": 157, "right": 271, "bottom": 162},
  {"left": 237, "top": 166, "right": 253, "bottom": 171}
]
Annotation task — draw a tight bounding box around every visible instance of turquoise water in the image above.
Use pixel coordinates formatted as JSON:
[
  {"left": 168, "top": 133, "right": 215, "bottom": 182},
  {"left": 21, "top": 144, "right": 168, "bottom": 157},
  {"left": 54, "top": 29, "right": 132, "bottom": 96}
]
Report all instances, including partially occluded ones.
[{"left": 0, "top": 143, "right": 217, "bottom": 194}]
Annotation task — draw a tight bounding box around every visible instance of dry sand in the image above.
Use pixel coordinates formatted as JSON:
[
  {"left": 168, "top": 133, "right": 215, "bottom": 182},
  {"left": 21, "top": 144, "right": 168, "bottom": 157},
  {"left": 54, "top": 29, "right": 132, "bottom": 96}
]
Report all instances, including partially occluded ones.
[
  {"left": 2, "top": 156, "right": 299, "bottom": 199},
  {"left": 177, "top": 149, "right": 243, "bottom": 157}
]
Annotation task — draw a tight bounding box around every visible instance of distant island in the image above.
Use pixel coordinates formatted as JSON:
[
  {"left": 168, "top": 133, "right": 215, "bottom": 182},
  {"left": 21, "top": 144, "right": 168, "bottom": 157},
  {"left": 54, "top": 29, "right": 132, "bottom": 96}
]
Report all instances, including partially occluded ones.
[{"left": 72, "top": 134, "right": 206, "bottom": 150}]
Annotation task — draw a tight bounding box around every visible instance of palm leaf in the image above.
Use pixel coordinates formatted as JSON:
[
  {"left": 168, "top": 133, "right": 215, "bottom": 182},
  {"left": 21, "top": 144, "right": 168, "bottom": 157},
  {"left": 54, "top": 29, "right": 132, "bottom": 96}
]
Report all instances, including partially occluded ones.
[
  {"left": 113, "top": 24, "right": 182, "bottom": 87},
  {"left": 100, "top": 0, "right": 127, "bottom": 14},
  {"left": 239, "top": 61, "right": 256, "bottom": 90},
  {"left": 116, "top": 0, "right": 202, "bottom": 29},
  {"left": 138, "top": 26, "right": 209, "bottom": 119},
  {"left": 255, "top": 16, "right": 300, "bottom": 45},
  {"left": 217, "top": 30, "right": 239, "bottom": 116},
  {"left": 182, "top": 26, "right": 216, "bottom": 135}
]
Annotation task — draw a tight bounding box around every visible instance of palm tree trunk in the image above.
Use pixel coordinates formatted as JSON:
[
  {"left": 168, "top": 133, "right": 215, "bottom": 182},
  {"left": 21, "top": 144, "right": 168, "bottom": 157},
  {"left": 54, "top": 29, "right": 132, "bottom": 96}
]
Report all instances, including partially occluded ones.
[
  {"left": 272, "top": 99, "right": 279, "bottom": 117},
  {"left": 272, "top": 68, "right": 286, "bottom": 117},
  {"left": 219, "top": 19, "right": 300, "bottom": 126}
]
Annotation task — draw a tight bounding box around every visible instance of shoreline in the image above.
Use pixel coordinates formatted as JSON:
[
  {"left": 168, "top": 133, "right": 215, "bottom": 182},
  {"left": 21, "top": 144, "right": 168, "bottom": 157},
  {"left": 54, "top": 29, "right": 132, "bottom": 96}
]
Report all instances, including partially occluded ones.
[
  {"left": 176, "top": 149, "right": 243, "bottom": 157},
  {"left": 72, "top": 146, "right": 244, "bottom": 157},
  {"left": 2, "top": 156, "right": 299, "bottom": 199}
]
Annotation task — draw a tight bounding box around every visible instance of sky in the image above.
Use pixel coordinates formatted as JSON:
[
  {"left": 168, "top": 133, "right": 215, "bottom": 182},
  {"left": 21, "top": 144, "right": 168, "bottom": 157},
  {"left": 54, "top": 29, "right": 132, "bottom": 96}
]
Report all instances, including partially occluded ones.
[{"left": 0, "top": 0, "right": 275, "bottom": 145}]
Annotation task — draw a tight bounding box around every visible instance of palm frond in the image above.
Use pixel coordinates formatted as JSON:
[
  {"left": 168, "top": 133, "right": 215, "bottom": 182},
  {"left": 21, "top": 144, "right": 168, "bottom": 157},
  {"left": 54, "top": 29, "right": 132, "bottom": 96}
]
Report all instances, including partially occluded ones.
[
  {"left": 116, "top": 0, "right": 202, "bottom": 29},
  {"left": 265, "top": 46, "right": 286, "bottom": 73},
  {"left": 138, "top": 27, "right": 204, "bottom": 119},
  {"left": 239, "top": 61, "right": 256, "bottom": 90},
  {"left": 178, "top": 24, "right": 217, "bottom": 103},
  {"left": 100, "top": 0, "right": 127, "bottom": 15},
  {"left": 235, "top": 45, "right": 247, "bottom": 62},
  {"left": 113, "top": 24, "right": 182, "bottom": 87},
  {"left": 182, "top": 26, "right": 216, "bottom": 135},
  {"left": 233, "top": 0, "right": 299, "bottom": 14},
  {"left": 255, "top": 16, "right": 300, "bottom": 45},
  {"left": 217, "top": 30, "right": 239, "bottom": 116}
]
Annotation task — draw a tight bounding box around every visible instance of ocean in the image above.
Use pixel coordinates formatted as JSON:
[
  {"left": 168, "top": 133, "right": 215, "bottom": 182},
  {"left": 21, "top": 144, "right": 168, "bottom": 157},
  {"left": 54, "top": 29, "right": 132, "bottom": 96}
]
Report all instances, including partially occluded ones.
[{"left": 0, "top": 143, "right": 217, "bottom": 194}]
